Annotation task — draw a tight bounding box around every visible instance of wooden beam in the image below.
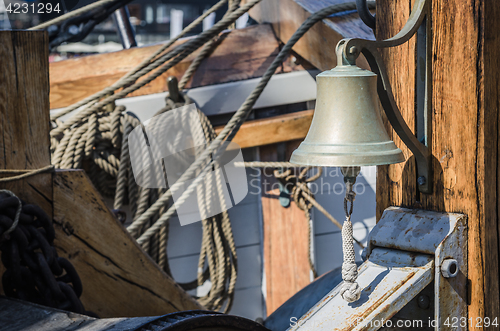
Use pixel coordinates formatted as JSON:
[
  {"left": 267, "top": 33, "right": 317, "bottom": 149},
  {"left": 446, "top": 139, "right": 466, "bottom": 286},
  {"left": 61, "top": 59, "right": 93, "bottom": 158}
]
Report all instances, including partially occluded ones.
[
  {"left": 215, "top": 109, "right": 313, "bottom": 149},
  {"left": 49, "top": 24, "right": 309, "bottom": 109},
  {"left": 244, "top": 0, "right": 374, "bottom": 71},
  {"left": 0, "top": 30, "right": 52, "bottom": 215},
  {"left": 260, "top": 141, "right": 312, "bottom": 315},
  {"left": 0, "top": 30, "right": 201, "bottom": 318},
  {"left": 53, "top": 170, "right": 201, "bottom": 318},
  {"left": 376, "top": 0, "right": 500, "bottom": 326}
]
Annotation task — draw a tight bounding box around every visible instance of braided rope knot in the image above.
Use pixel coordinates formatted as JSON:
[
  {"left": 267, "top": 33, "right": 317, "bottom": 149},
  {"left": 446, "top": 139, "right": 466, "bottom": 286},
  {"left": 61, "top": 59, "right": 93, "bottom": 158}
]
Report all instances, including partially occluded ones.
[
  {"left": 340, "top": 277, "right": 362, "bottom": 303},
  {"left": 341, "top": 173, "right": 362, "bottom": 303}
]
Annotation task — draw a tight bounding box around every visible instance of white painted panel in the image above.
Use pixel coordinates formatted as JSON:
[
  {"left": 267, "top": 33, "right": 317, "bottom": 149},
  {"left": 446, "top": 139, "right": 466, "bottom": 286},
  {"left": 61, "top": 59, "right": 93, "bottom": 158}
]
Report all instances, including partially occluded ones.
[
  {"left": 228, "top": 203, "right": 261, "bottom": 247},
  {"left": 234, "top": 245, "right": 262, "bottom": 290},
  {"left": 229, "top": 286, "right": 264, "bottom": 321},
  {"left": 167, "top": 217, "right": 203, "bottom": 258},
  {"left": 168, "top": 254, "right": 199, "bottom": 288},
  {"left": 168, "top": 244, "right": 261, "bottom": 291}
]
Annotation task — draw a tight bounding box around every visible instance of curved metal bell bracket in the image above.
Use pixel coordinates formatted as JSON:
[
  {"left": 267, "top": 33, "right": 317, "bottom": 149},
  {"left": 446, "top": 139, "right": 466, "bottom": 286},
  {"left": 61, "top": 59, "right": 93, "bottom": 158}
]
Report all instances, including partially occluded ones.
[{"left": 337, "top": 0, "right": 432, "bottom": 194}]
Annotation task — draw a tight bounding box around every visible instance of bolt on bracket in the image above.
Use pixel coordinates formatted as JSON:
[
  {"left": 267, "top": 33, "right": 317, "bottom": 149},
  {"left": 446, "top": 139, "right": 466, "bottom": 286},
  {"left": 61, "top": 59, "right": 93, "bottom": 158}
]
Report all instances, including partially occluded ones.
[{"left": 288, "top": 207, "right": 467, "bottom": 331}]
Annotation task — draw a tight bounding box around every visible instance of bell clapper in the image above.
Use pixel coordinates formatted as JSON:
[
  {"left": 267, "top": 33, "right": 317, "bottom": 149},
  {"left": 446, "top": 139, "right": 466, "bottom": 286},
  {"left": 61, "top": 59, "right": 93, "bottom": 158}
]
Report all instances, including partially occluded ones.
[{"left": 339, "top": 166, "right": 362, "bottom": 303}]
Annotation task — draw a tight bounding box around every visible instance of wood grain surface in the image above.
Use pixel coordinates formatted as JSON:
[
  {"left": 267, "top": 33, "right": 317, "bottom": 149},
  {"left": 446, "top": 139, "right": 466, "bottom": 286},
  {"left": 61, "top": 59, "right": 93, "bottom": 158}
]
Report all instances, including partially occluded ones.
[
  {"left": 0, "top": 31, "right": 52, "bottom": 215},
  {"left": 376, "top": 1, "right": 500, "bottom": 327},
  {"left": 53, "top": 170, "right": 202, "bottom": 318},
  {"left": 215, "top": 109, "right": 314, "bottom": 149}
]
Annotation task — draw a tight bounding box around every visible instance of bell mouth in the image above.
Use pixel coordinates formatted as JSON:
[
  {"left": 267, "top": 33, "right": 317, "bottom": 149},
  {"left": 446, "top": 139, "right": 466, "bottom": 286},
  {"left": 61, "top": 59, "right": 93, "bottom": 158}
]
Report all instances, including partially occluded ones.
[{"left": 290, "top": 141, "right": 405, "bottom": 167}]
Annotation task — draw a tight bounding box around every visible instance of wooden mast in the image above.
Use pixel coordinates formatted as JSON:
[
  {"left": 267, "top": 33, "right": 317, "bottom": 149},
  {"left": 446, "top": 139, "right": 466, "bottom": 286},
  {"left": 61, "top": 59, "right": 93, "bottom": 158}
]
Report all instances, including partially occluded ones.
[{"left": 377, "top": 0, "right": 500, "bottom": 325}]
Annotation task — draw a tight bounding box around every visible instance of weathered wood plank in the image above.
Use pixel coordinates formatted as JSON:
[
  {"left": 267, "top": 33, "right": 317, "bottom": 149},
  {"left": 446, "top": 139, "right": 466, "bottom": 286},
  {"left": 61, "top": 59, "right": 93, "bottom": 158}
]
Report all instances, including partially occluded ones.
[
  {"left": 260, "top": 142, "right": 312, "bottom": 315},
  {"left": 244, "top": 0, "right": 374, "bottom": 71},
  {"left": 0, "top": 31, "right": 52, "bottom": 215},
  {"left": 215, "top": 109, "right": 313, "bottom": 149},
  {"left": 376, "top": 0, "right": 500, "bottom": 326},
  {"left": 53, "top": 170, "right": 202, "bottom": 318},
  {"left": 49, "top": 24, "right": 308, "bottom": 109}
]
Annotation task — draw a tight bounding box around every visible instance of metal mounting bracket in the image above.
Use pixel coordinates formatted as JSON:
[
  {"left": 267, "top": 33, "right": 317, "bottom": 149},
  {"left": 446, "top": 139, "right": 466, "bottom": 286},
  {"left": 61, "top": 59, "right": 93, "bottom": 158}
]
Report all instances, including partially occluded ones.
[
  {"left": 337, "top": 0, "right": 432, "bottom": 194},
  {"left": 288, "top": 207, "right": 467, "bottom": 331}
]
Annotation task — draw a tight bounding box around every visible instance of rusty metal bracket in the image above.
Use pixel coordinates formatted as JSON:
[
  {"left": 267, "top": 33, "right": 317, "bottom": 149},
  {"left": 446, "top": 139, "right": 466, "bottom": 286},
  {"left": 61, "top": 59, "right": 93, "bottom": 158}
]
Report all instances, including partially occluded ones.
[{"left": 289, "top": 207, "right": 467, "bottom": 331}]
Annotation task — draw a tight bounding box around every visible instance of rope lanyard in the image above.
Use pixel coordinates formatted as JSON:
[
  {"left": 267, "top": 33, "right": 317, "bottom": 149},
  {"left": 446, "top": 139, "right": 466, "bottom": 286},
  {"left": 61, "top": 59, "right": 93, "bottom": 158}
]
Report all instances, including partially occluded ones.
[{"left": 340, "top": 167, "right": 362, "bottom": 303}]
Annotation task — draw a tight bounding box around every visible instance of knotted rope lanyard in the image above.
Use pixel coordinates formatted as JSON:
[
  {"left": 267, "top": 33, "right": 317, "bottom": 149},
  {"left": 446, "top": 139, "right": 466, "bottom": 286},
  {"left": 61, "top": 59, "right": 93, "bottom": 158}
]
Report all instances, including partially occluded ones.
[{"left": 340, "top": 167, "right": 362, "bottom": 303}]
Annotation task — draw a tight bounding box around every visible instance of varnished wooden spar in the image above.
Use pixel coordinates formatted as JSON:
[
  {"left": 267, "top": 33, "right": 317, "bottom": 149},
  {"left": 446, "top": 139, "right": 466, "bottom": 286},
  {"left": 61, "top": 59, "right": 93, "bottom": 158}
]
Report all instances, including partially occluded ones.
[
  {"left": 49, "top": 24, "right": 309, "bottom": 109},
  {"left": 215, "top": 109, "right": 314, "bottom": 149},
  {"left": 0, "top": 30, "right": 200, "bottom": 318}
]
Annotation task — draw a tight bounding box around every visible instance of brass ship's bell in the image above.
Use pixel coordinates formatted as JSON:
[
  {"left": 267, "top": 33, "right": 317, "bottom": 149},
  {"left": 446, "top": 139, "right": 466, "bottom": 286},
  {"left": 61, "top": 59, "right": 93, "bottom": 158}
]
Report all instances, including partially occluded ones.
[{"left": 290, "top": 64, "right": 405, "bottom": 167}]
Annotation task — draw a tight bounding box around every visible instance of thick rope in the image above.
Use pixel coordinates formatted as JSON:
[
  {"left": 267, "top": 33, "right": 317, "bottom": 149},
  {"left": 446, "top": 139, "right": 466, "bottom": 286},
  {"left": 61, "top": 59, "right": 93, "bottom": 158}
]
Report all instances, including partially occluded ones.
[
  {"left": 340, "top": 180, "right": 361, "bottom": 303},
  {"left": 130, "top": 2, "right": 361, "bottom": 245},
  {"left": 50, "top": 0, "right": 259, "bottom": 131},
  {"left": 29, "top": 0, "right": 117, "bottom": 30},
  {"left": 50, "top": 0, "right": 229, "bottom": 121},
  {"left": 50, "top": 0, "right": 364, "bottom": 311},
  {"left": 0, "top": 165, "right": 55, "bottom": 183},
  {"left": 0, "top": 190, "right": 21, "bottom": 237}
]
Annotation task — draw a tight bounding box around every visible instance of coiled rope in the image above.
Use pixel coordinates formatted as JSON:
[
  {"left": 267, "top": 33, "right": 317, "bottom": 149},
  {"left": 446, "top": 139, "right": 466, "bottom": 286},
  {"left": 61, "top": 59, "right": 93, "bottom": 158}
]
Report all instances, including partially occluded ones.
[
  {"left": 52, "top": 1, "right": 243, "bottom": 312},
  {"left": 51, "top": 0, "right": 368, "bottom": 311}
]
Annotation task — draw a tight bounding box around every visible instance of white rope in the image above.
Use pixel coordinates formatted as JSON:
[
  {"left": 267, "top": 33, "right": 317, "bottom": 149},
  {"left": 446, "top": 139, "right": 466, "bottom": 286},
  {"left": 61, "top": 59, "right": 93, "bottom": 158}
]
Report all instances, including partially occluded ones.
[
  {"left": 340, "top": 181, "right": 362, "bottom": 303},
  {"left": 0, "top": 190, "right": 22, "bottom": 236}
]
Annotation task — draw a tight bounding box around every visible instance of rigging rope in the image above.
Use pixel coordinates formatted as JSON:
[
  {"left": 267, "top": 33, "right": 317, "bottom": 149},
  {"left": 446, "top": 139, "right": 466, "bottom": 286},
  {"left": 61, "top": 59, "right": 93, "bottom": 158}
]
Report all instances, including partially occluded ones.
[
  {"left": 129, "top": 2, "right": 362, "bottom": 246},
  {"left": 29, "top": 0, "right": 118, "bottom": 30},
  {"left": 234, "top": 161, "right": 364, "bottom": 249},
  {"left": 51, "top": 0, "right": 366, "bottom": 311}
]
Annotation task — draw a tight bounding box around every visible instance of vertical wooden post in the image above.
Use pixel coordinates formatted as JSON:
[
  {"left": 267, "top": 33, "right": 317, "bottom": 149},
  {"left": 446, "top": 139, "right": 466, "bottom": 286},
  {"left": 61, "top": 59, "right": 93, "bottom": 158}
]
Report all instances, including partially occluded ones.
[
  {"left": 377, "top": 0, "right": 500, "bottom": 327},
  {"left": 0, "top": 31, "right": 52, "bottom": 214},
  {"left": 260, "top": 141, "right": 312, "bottom": 315}
]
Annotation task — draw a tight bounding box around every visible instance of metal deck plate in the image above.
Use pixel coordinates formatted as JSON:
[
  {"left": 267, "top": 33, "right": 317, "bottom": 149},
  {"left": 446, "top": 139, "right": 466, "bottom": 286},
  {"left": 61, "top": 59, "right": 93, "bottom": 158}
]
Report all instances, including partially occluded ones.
[{"left": 288, "top": 248, "right": 434, "bottom": 331}]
